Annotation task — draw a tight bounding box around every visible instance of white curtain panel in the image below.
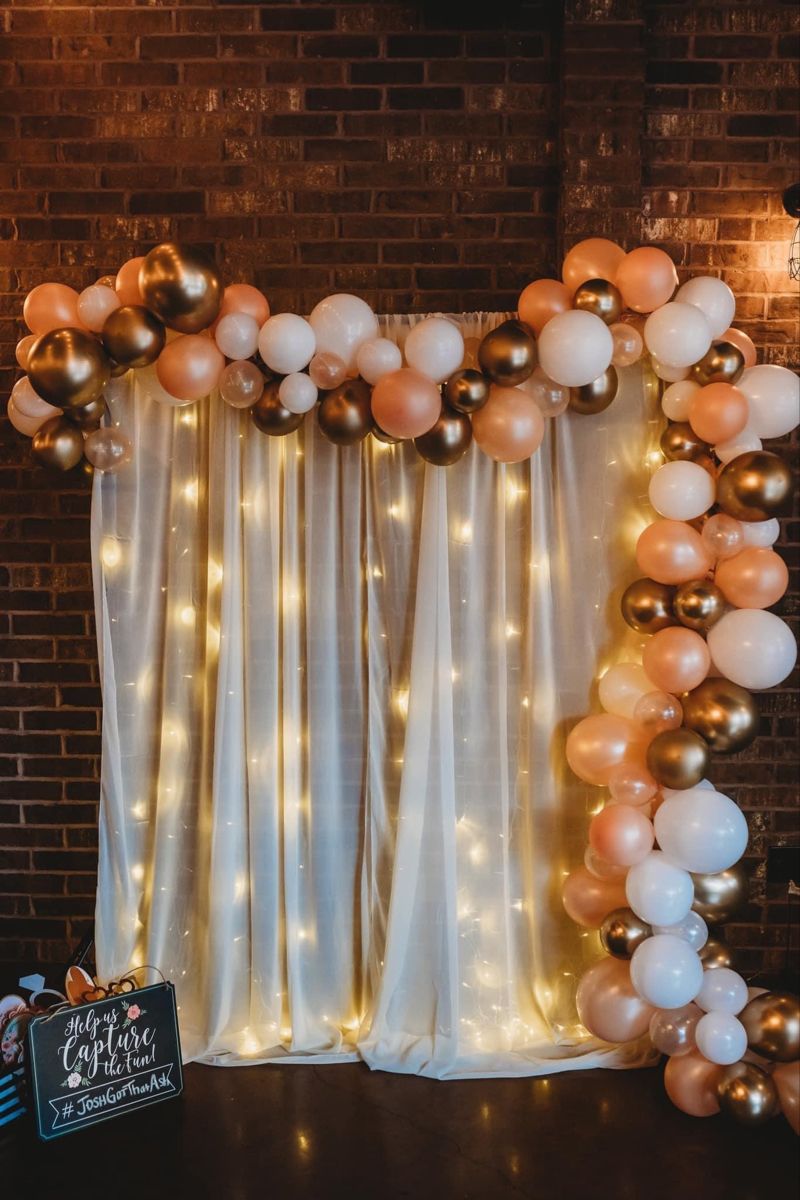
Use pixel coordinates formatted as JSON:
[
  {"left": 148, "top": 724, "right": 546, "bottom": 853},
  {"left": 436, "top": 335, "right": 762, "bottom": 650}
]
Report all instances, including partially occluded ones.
[{"left": 91, "top": 313, "right": 660, "bottom": 1077}]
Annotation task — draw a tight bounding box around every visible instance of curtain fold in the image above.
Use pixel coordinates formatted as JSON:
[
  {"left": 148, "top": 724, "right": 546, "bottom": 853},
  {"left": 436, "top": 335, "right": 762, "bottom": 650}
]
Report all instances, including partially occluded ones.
[{"left": 92, "top": 313, "right": 659, "bottom": 1077}]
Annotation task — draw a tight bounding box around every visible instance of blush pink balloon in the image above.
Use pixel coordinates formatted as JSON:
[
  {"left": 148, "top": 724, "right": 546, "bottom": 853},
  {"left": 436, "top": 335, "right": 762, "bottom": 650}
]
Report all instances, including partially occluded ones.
[
  {"left": 115, "top": 256, "right": 145, "bottom": 306},
  {"left": 23, "top": 283, "right": 81, "bottom": 335},
  {"left": 642, "top": 627, "right": 711, "bottom": 695},
  {"left": 576, "top": 956, "right": 656, "bottom": 1043},
  {"left": 721, "top": 327, "right": 756, "bottom": 369},
  {"left": 589, "top": 804, "right": 655, "bottom": 867},
  {"left": 518, "top": 278, "right": 572, "bottom": 334},
  {"left": 562, "top": 866, "right": 628, "bottom": 929},
  {"left": 562, "top": 238, "right": 626, "bottom": 293},
  {"left": 608, "top": 762, "right": 659, "bottom": 806},
  {"left": 715, "top": 546, "right": 789, "bottom": 610},
  {"left": 566, "top": 714, "right": 646, "bottom": 786},
  {"left": 8, "top": 397, "right": 51, "bottom": 437},
  {"left": 636, "top": 519, "right": 712, "bottom": 585},
  {"left": 688, "top": 383, "right": 749, "bottom": 445},
  {"left": 77, "top": 284, "right": 121, "bottom": 333},
  {"left": 15, "top": 334, "right": 37, "bottom": 369},
  {"left": 616, "top": 247, "right": 679, "bottom": 313},
  {"left": 472, "top": 385, "right": 545, "bottom": 463},
  {"left": 156, "top": 334, "right": 225, "bottom": 402},
  {"left": 664, "top": 1049, "right": 721, "bottom": 1117},
  {"left": 10, "top": 375, "right": 60, "bottom": 422},
  {"left": 371, "top": 368, "right": 441, "bottom": 440},
  {"left": 584, "top": 844, "right": 628, "bottom": 880},
  {"left": 217, "top": 283, "right": 270, "bottom": 327}
]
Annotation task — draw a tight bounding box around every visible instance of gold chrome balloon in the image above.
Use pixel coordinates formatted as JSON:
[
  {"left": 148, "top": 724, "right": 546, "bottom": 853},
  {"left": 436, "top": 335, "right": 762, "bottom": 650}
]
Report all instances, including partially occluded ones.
[
  {"left": 692, "top": 864, "right": 749, "bottom": 926},
  {"left": 690, "top": 341, "right": 746, "bottom": 386},
  {"left": 477, "top": 319, "right": 536, "bottom": 387},
  {"left": 372, "top": 424, "right": 402, "bottom": 445},
  {"left": 317, "top": 378, "right": 373, "bottom": 446},
  {"left": 251, "top": 379, "right": 304, "bottom": 437},
  {"left": 740, "top": 991, "right": 800, "bottom": 1063},
  {"left": 717, "top": 1063, "right": 780, "bottom": 1126},
  {"left": 27, "top": 327, "right": 111, "bottom": 410},
  {"left": 96, "top": 275, "right": 116, "bottom": 289},
  {"left": 646, "top": 728, "right": 710, "bottom": 790},
  {"left": 444, "top": 368, "right": 489, "bottom": 414},
  {"left": 573, "top": 278, "right": 623, "bottom": 325},
  {"left": 660, "top": 421, "right": 710, "bottom": 462},
  {"left": 414, "top": 403, "right": 472, "bottom": 466},
  {"left": 698, "top": 937, "right": 736, "bottom": 970},
  {"left": 716, "top": 451, "right": 793, "bottom": 522},
  {"left": 102, "top": 304, "right": 166, "bottom": 368},
  {"left": 682, "top": 678, "right": 760, "bottom": 754},
  {"left": 569, "top": 366, "right": 618, "bottom": 415},
  {"left": 139, "top": 242, "right": 222, "bottom": 334},
  {"left": 31, "top": 416, "right": 85, "bottom": 472},
  {"left": 621, "top": 578, "right": 675, "bottom": 635},
  {"left": 599, "top": 907, "right": 652, "bottom": 960},
  {"left": 673, "top": 579, "right": 726, "bottom": 634},
  {"left": 65, "top": 395, "right": 106, "bottom": 431}
]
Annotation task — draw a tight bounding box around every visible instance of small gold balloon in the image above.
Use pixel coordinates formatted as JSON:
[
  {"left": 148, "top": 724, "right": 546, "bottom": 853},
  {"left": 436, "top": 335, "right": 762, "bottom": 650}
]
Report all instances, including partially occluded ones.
[
  {"left": 317, "top": 378, "right": 373, "bottom": 446},
  {"left": 692, "top": 863, "right": 749, "bottom": 925},
  {"left": 599, "top": 907, "right": 652, "bottom": 960},
  {"left": 444, "top": 368, "right": 489, "bottom": 414},
  {"left": 573, "top": 278, "right": 623, "bottom": 325},
  {"left": 699, "top": 937, "right": 736, "bottom": 970},
  {"left": 682, "top": 678, "right": 760, "bottom": 754},
  {"left": 621, "top": 578, "right": 675, "bottom": 634},
  {"left": 27, "top": 327, "right": 111, "bottom": 410},
  {"left": 109, "top": 361, "right": 130, "bottom": 379},
  {"left": 478, "top": 319, "right": 536, "bottom": 387},
  {"left": 372, "top": 424, "right": 402, "bottom": 445},
  {"left": 414, "top": 403, "right": 472, "bottom": 466},
  {"left": 739, "top": 991, "right": 800, "bottom": 1063},
  {"left": 31, "top": 416, "right": 85, "bottom": 472},
  {"left": 717, "top": 1062, "right": 780, "bottom": 1126},
  {"left": 673, "top": 579, "right": 726, "bottom": 634},
  {"left": 716, "top": 451, "right": 793, "bottom": 522},
  {"left": 646, "top": 727, "right": 710, "bottom": 790},
  {"left": 660, "top": 421, "right": 710, "bottom": 462},
  {"left": 139, "top": 242, "right": 222, "bottom": 334},
  {"left": 102, "top": 304, "right": 166, "bottom": 368},
  {"left": 569, "top": 366, "right": 619, "bottom": 415},
  {"left": 690, "top": 341, "right": 746, "bottom": 386},
  {"left": 65, "top": 395, "right": 106, "bottom": 431},
  {"left": 96, "top": 275, "right": 116, "bottom": 289},
  {"left": 251, "top": 379, "right": 304, "bottom": 437}
]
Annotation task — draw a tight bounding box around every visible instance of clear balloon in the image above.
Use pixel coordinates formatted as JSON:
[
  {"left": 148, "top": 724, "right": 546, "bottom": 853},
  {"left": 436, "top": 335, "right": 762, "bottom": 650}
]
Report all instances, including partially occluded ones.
[
  {"left": 661, "top": 379, "right": 700, "bottom": 421},
  {"left": 214, "top": 312, "right": 260, "bottom": 360},
  {"left": 633, "top": 690, "right": 683, "bottom": 737},
  {"left": 630, "top": 934, "right": 703, "bottom": 1009},
  {"left": 675, "top": 276, "right": 736, "bottom": 339},
  {"left": 626, "top": 850, "right": 694, "bottom": 926},
  {"left": 598, "top": 663, "right": 653, "bottom": 719},
  {"left": 695, "top": 1011, "right": 748, "bottom": 1066},
  {"left": 648, "top": 460, "right": 715, "bottom": 521},
  {"left": 257, "top": 313, "right": 316, "bottom": 375},
  {"left": 575, "top": 955, "right": 655, "bottom": 1043},
  {"left": 279, "top": 372, "right": 318, "bottom": 415},
  {"left": 219, "top": 360, "right": 264, "bottom": 409},
  {"left": 695, "top": 967, "right": 748, "bottom": 1015},
  {"left": 589, "top": 804, "right": 654, "bottom": 868},
  {"left": 688, "top": 383, "right": 749, "bottom": 445},
  {"left": 738, "top": 364, "right": 799, "bottom": 439},
  {"left": 740, "top": 517, "right": 780, "bottom": 548},
  {"left": 77, "top": 284, "right": 121, "bottom": 333},
  {"left": 664, "top": 1048, "right": 721, "bottom": 1116},
  {"left": 309, "top": 351, "right": 348, "bottom": 390},
  {"left": 616, "top": 247, "right": 678, "bottom": 313},
  {"left": 518, "top": 278, "right": 572, "bottom": 334},
  {"left": 642, "top": 626, "right": 710, "bottom": 694},
  {"left": 654, "top": 911, "right": 709, "bottom": 952},
  {"left": 607, "top": 762, "right": 659, "bottom": 806},
  {"left": 609, "top": 321, "right": 643, "bottom": 367},
  {"left": 566, "top": 713, "right": 645, "bottom": 786},
  {"left": 584, "top": 844, "right": 628, "bottom": 880},
  {"left": 23, "top": 282, "right": 81, "bottom": 335},
  {"left": 561, "top": 238, "right": 626, "bottom": 293},
  {"left": 707, "top": 608, "right": 797, "bottom": 691},
  {"left": 636, "top": 519, "right": 712, "bottom": 585},
  {"left": 521, "top": 366, "right": 570, "bottom": 417},
  {"left": 471, "top": 385, "right": 545, "bottom": 463},
  {"left": 355, "top": 337, "right": 402, "bottom": 385},
  {"left": 701, "top": 513, "right": 744, "bottom": 561},
  {"left": 404, "top": 317, "right": 464, "bottom": 384},
  {"left": 536, "top": 309, "right": 613, "bottom": 388},
  {"left": 654, "top": 789, "right": 748, "bottom": 875},
  {"left": 84, "top": 426, "right": 133, "bottom": 473},
  {"left": 715, "top": 546, "right": 788, "bottom": 609},
  {"left": 308, "top": 293, "right": 379, "bottom": 371},
  {"left": 155, "top": 335, "right": 224, "bottom": 402},
  {"left": 562, "top": 866, "right": 628, "bottom": 929},
  {"left": 650, "top": 1003, "right": 702, "bottom": 1056},
  {"left": 644, "top": 302, "right": 712, "bottom": 369}
]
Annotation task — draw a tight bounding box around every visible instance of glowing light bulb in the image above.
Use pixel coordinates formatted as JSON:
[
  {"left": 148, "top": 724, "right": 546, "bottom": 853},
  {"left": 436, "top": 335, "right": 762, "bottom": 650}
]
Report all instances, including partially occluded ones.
[
  {"left": 388, "top": 502, "right": 404, "bottom": 520},
  {"left": 208, "top": 559, "right": 223, "bottom": 586},
  {"left": 179, "top": 605, "right": 195, "bottom": 628},
  {"left": 101, "top": 538, "right": 122, "bottom": 569},
  {"left": 131, "top": 802, "right": 146, "bottom": 820},
  {"left": 182, "top": 479, "right": 199, "bottom": 503},
  {"left": 394, "top": 688, "right": 410, "bottom": 718},
  {"left": 455, "top": 519, "right": 473, "bottom": 544},
  {"left": 131, "top": 863, "right": 145, "bottom": 882}
]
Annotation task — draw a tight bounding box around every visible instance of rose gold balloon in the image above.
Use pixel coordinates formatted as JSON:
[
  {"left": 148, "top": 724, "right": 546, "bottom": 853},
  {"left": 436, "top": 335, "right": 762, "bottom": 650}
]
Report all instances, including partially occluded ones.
[
  {"left": 636, "top": 519, "right": 712, "bottom": 586},
  {"left": 155, "top": 334, "right": 224, "bottom": 402},
  {"left": 589, "top": 804, "right": 655, "bottom": 868},
  {"left": 471, "top": 384, "right": 545, "bottom": 463},
  {"left": 634, "top": 690, "right": 683, "bottom": 737},
  {"left": 721, "top": 327, "right": 757, "bottom": 369},
  {"left": 610, "top": 321, "right": 643, "bottom": 367},
  {"left": 576, "top": 956, "right": 656, "bottom": 1042},
  {"left": 664, "top": 1049, "right": 721, "bottom": 1117},
  {"left": 715, "top": 546, "right": 789, "bottom": 610},
  {"left": 15, "top": 334, "right": 38, "bottom": 369},
  {"left": 616, "top": 247, "right": 678, "bottom": 313},
  {"left": 308, "top": 351, "right": 348, "bottom": 390},
  {"left": 566, "top": 714, "right": 645, "bottom": 786},
  {"left": 688, "top": 383, "right": 749, "bottom": 445},
  {"left": 371, "top": 368, "right": 441, "bottom": 440},
  {"left": 562, "top": 238, "right": 626, "bottom": 293},
  {"left": 217, "top": 282, "right": 270, "bottom": 327},
  {"left": 23, "top": 283, "right": 81, "bottom": 335},
  {"left": 773, "top": 1061, "right": 800, "bottom": 1135},
  {"left": 563, "top": 866, "right": 629, "bottom": 929},
  {"left": 608, "top": 762, "right": 659, "bottom": 806},
  {"left": 518, "top": 278, "right": 571, "bottom": 334},
  {"left": 642, "top": 627, "right": 711, "bottom": 695},
  {"left": 115, "top": 256, "right": 146, "bottom": 306}
]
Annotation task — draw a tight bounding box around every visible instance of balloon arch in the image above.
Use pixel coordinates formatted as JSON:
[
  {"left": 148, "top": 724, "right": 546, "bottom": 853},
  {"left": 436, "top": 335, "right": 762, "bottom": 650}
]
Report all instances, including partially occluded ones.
[{"left": 8, "top": 239, "right": 800, "bottom": 1131}]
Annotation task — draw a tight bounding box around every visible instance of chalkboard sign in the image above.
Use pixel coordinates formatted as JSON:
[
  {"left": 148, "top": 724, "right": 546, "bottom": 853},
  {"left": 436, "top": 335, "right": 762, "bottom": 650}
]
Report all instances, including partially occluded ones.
[{"left": 27, "top": 982, "right": 183, "bottom": 1140}]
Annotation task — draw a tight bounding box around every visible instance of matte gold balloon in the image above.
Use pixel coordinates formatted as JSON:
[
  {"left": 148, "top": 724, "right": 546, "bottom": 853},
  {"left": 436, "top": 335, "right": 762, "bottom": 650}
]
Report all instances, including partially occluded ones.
[
  {"left": 317, "top": 378, "right": 373, "bottom": 446},
  {"left": 699, "top": 937, "right": 736, "bottom": 970},
  {"left": 716, "top": 451, "right": 793, "bottom": 522},
  {"left": 569, "top": 366, "right": 618, "bottom": 415},
  {"left": 414, "top": 403, "right": 472, "bottom": 466},
  {"left": 682, "top": 678, "right": 760, "bottom": 754},
  {"left": 65, "top": 395, "right": 106, "bottom": 431},
  {"left": 599, "top": 907, "right": 652, "bottom": 960},
  {"left": 477, "top": 319, "right": 536, "bottom": 387},
  {"left": 139, "top": 242, "right": 222, "bottom": 334},
  {"left": 27, "top": 327, "right": 111, "bottom": 410},
  {"left": 692, "top": 863, "right": 749, "bottom": 925},
  {"left": 621, "top": 577, "right": 675, "bottom": 635},
  {"left": 573, "top": 278, "right": 623, "bottom": 325},
  {"left": 646, "top": 727, "right": 710, "bottom": 790},
  {"left": 102, "top": 304, "right": 166, "bottom": 368},
  {"left": 690, "top": 340, "right": 746, "bottom": 386},
  {"left": 30, "top": 415, "right": 85, "bottom": 472},
  {"left": 740, "top": 991, "right": 800, "bottom": 1063},
  {"left": 660, "top": 422, "right": 710, "bottom": 462},
  {"left": 673, "top": 579, "right": 726, "bottom": 633},
  {"left": 717, "top": 1062, "right": 780, "bottom": 1126},
  {"left": 443, "top": 368, "right": 489, "bottom": 414},
  {"left": 251, "top": 379, "right": 304, "bottom": 437}
]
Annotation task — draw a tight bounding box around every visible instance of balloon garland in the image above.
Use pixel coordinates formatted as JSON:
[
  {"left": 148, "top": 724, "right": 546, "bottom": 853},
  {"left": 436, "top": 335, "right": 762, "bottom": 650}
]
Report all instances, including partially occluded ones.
[{"left": 7, "top": 240, "right": 800, "bottom": 1133}]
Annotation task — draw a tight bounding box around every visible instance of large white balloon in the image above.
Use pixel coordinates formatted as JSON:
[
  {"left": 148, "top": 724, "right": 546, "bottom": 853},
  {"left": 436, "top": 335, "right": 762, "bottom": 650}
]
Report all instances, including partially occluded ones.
[
  {"left": 626, "top": 851, "right": 694, "bottom": 926},
  {"left": 654, "top": 911, "right": 709, "bottom": 952},
  {"left": 598, "top": 662, "right": 652, "bottom": 718},
  {"left": 648, "top": 460, "right": 715, "bottom": 521},
  {"left": 662, "top": 379, "right": 700, "bottom": 422},
  {"left": 654, "top": 789, "right": 748, "bottom": 875},
  {"left": 695, "top": 968, "right": 748, "bottom": 1015},
  {"left": 738, "top": 364, "right": 800, "bottom": 439},
  {"left": 714, "top": 426, "right": 762, "bottom": 465},
  {"left": 675, "top": 276, "right": 736, "bottom": 339},
  {"left": 258, "top": 313, "right": 316, "bottom": 375},
  {"left": 707, "top": 608, "right": 797, "bottom": 691},
  {"left": 355, "top": 337, "right": 402, "bottom": 385},
  {"left": 740, "top": 517, "right": 780, "bottom": 548},
  {"left": 308, "top": 293, "right": 379, "bottom": 372},
  {"left": 536, "top": 309, "right": 613, "bottom": 388},
  {"left": 644, "top": 302, "right": 712, "bottom": 369},
  {"left": 630, "top": 934, "right": 704, "bottom": 1009},
  {"left": 403, "top": 317, "right": 464, "bottom": 384},
  {"left": 695, "top": 1011, "right": 747, "bottom": 1066}
]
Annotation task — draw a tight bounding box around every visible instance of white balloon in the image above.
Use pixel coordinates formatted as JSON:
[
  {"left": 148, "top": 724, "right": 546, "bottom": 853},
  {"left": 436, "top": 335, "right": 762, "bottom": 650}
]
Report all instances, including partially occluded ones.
[
  {"left": 654, "top": 911, "right": 709, "bottom": 952},
  {"left": 214, "top": 313, "right": 259, "bottom": 361},
  {"left": 695, "top": 968, "right": 748, "bottom": 1015},
  {"left": 654, "top": 789, "right": 748, "bottom": 875},
  {"left": 626, "top": 851, "right": 694, "bottom": 926},
  {"left": 714, "top": 427, "right": 762, "bottom": 465},
  {"left": 662, "top": 778, "right": 715, "bottom": 798},
  {"left": 644, "top": 302, "right": 712, "bottom": 369},
  {"left": 650, "top": 356, "right": 689, "bottom": 382},
  {"left": 278, "top": 372, "right": 318, "bottom": 415},
  {"left": 308, "top": 293, "right": 379, "bottom": 371},
  {"left": 707, "top": 608, "right": 797, "bottom": 691},
  {"left": 10, "top": 375, "right": 60, "bottom": 422},
  {"left": 630, "top": 934, "right": 704, "bottom": 1009},
  {"left": 675, "top": 276, "right": 736, "bottom": 339},
  {"left": 536, "top": 309, "right": 613, "bottom": 388},
  {"left": 356, "top": 337, "right": 402, "bottom": 385},
  {"left": 662, "top": 379, "right": 700, "bottom": 422},
  {"left": 598, "top": 662, "right": 652, "bottom": 719},
  {"left": 257, "top": 313, "right": 316, "bottom": 375},
  {"left": 695, "top": 1011, "right": 747, "bottom": 1065},
  {"left": 77, "top": 283, "right": 120, "bottom": 333},
  {"left": 740, "top": 517, "right": 780, "bottom": 548},
  {"left": 738, "top": 364, "right": 800, "bottom": 439},
  {"left": 648, "top": 460, "right": 715, "bottom": 521},
  {"left": 404, "top": 317, "right": 464, "bottom": 384}
]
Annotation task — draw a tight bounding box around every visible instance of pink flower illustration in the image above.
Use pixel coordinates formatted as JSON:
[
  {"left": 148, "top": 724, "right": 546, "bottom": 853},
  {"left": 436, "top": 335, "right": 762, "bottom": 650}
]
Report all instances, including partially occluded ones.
[{"left": 126, "top": 1004, "right": 141, "bottom": 1020}]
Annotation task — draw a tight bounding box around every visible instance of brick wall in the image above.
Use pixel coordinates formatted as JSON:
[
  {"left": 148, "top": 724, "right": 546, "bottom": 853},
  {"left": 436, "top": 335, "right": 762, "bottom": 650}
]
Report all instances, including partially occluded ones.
[{"left": 0, "top": 1, "right": 797, "bottom": 974}]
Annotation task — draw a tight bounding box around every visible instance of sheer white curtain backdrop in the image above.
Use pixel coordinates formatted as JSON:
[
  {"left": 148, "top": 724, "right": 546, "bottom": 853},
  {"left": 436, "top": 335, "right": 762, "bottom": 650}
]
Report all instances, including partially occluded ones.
[{"left": 92, "top": 313, "right": 659, "bottom": 1077}]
